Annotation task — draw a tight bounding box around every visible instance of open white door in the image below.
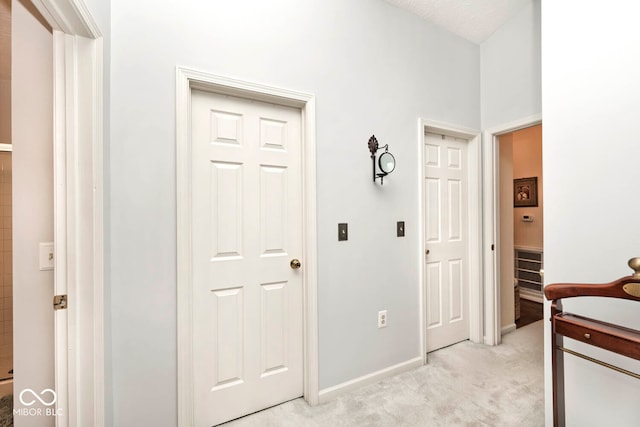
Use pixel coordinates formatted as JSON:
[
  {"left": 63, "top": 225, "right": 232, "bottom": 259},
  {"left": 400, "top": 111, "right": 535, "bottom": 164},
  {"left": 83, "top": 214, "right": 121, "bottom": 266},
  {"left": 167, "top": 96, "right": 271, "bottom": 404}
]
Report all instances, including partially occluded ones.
[{"left": 12, "top": 3, "right": 55, "bottom": 425}]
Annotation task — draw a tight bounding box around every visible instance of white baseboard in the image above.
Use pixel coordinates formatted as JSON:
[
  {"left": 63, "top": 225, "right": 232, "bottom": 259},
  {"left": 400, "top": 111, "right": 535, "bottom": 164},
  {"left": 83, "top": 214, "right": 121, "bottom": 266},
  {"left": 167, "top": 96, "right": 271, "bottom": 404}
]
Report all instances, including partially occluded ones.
[
  {"left": 520, "top": 288, "right": 544, "bottom": 303},
  {"left": 501, "top": 323, "right": 517, "bottom": 335},
  {"left": 318, "top": 356, "right": 423, "bottom": 404}
]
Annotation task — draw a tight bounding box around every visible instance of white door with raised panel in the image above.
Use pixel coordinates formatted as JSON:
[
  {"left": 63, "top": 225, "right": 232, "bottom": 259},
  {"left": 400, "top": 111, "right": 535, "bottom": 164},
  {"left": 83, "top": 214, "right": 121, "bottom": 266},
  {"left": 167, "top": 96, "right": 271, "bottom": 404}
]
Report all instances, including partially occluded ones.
[
  {"left": 424, "top": 132, "right": 469, "bottom": 352},
  {"left": 190, "top": 90, "right": 304, "bottom": 426}
]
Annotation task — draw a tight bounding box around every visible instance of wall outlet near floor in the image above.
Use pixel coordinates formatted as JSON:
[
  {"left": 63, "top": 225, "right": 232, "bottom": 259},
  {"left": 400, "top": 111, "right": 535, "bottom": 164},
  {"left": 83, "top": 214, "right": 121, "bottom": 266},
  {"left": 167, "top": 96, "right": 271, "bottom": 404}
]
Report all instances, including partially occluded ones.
[{"left": 377, "top": 310, "right": 388, "bottom": 328}]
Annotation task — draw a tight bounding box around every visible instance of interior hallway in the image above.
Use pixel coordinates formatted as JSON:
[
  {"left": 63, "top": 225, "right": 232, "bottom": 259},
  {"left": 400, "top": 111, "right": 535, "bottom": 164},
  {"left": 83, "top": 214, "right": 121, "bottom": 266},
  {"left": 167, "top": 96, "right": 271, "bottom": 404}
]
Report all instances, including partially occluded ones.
[{"left": 222, "top": 321, "right": 544, "bottom": 426}]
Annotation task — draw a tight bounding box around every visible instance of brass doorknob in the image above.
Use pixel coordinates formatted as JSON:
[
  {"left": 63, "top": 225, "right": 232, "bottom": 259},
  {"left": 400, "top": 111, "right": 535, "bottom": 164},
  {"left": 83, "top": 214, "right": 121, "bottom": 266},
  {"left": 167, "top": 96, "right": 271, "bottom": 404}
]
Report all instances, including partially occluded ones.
[{"left": 290, "top": 259, "right": 301, "bottom": 269}]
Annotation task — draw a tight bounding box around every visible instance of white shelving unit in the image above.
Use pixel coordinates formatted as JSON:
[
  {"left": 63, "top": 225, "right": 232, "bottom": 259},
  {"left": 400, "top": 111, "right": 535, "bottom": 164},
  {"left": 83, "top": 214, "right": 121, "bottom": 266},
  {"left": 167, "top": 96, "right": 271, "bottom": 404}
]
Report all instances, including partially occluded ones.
[{"left": 514, "top": 247, "right": 543, "bottom": 303}]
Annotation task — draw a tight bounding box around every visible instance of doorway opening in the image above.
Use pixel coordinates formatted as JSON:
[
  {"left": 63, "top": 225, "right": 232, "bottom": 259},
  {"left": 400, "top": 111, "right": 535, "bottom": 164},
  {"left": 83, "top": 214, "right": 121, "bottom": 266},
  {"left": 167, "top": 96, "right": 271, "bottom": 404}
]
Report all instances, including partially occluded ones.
[
  {"left": 1, "top": 0, "right": 105, "bottom": 423},
  {"left": 497, "top": 124, "right": 543, "bottom": 334}
]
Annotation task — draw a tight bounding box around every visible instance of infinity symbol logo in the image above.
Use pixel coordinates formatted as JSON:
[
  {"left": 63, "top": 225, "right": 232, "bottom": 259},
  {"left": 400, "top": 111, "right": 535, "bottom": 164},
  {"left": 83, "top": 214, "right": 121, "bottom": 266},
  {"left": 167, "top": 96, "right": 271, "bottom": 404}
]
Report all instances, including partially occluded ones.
[{"left": 19, "top": 389, "right": 57, "bottom": 407}]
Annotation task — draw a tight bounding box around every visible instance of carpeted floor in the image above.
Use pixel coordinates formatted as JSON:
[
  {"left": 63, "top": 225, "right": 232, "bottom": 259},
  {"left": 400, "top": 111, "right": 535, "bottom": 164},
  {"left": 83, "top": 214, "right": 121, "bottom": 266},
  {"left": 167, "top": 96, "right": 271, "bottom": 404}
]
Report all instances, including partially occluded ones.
[{"left": 222, "top": 320, "right": 544, "bottom": 426}]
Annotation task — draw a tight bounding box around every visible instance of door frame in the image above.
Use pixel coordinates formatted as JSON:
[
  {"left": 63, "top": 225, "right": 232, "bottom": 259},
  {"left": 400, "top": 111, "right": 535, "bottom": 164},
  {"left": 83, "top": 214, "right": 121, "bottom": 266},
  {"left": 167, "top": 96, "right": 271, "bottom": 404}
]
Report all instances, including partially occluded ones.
[
  {"left": 482, "top": 114, "right": 542, "bottom": 345},
  {"left": 418, "top": 119, "right": 482, "bottom": 362},
  {"left": 27, "top": 0, "right": 104, "bottom": 425},
  {"left": 176, "top": 67, "right": 319, "bottom": 425}
]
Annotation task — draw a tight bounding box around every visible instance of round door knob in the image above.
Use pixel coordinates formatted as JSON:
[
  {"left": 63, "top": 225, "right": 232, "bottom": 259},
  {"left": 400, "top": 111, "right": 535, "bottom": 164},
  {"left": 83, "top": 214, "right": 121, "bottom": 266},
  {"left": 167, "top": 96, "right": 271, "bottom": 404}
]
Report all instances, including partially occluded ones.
[{"left": 290, "top": 259, "right": 301, "bottom": 269}]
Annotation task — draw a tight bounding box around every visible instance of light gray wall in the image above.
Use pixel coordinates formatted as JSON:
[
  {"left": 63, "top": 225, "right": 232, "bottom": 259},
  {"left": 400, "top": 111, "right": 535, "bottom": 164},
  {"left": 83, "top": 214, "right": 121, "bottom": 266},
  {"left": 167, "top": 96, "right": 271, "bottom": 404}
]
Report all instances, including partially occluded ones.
[
  {"left": 480, "top": 0, "right": 540, "bottom": 129},
  {"left": 109, "top": 0, "right": 479, "bottom": 424},
  {"left": 542, "top": 1, "right": 640, "bottom": 425}
]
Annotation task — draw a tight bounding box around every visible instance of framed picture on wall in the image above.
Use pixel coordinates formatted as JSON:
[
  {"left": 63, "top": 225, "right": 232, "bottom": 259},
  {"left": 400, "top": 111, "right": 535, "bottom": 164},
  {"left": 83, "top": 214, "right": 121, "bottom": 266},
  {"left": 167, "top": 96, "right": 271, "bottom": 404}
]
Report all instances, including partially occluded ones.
[{"left": 514, "top": 177, "right": 538, "bottom": 207}]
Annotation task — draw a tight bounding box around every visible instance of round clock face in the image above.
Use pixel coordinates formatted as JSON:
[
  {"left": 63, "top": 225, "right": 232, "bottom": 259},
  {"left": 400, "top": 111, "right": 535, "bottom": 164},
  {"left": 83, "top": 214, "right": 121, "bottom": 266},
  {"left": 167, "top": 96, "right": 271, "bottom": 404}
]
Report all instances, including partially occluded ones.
[{"left": 379, "top": 152, "right": 395, "bottom": 174}]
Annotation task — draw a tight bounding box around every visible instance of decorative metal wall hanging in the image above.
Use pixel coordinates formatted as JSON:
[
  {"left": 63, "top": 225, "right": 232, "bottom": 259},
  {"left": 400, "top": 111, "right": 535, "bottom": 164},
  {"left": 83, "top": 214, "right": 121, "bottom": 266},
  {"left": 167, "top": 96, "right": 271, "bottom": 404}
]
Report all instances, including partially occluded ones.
[{"left": 368, "top": 135, "right": 396, "bottom": 185}]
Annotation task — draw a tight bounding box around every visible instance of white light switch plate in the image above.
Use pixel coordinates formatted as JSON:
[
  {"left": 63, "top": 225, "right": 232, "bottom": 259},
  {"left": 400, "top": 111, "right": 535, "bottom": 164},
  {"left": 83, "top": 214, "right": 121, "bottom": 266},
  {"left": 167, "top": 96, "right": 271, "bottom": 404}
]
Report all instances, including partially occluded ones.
[{"left": 39, "top": 242, "right": 54, "bottom": 271}]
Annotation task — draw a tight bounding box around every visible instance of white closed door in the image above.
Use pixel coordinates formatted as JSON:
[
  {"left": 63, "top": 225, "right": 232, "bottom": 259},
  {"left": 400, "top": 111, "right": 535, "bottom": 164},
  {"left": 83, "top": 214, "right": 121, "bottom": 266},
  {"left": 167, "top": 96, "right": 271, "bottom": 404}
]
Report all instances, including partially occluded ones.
[
  {"left": 424, "top": 132, "right": 469, "bottom": 352},
  {"left": 191, "top": 90, "right": 304, "bottom": 426}
]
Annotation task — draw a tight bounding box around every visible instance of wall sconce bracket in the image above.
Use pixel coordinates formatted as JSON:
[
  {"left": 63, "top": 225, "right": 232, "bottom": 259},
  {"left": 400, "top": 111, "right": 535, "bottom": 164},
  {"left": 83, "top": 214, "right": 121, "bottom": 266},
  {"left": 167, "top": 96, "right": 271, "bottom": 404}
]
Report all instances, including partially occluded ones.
[{"left": 368, "top": 135, "right": 395, "bottom": 185}]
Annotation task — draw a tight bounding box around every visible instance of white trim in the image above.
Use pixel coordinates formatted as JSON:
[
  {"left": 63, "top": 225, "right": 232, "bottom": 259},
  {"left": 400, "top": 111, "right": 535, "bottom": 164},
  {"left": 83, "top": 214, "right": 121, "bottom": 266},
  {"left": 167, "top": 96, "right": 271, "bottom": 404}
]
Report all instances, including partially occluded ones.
[
  {"left": 52, "top": 31, "right": 70, "bottom": 427},
  {"left": 417, "top": 119, "right": 426, "bottom": 365},
  {"left": 421, "top": 119, "right": 480, "bottom": 140},
  {"left": 0, "top": 144, "right": 11, "bottom": 152},
  {"left": 418, "top": 119, "right": 483, "bottom": 360},
  {"left": 317, "top": 357, "right": 423, "bottom": 404},
  {"left": 54, "top": 31, "right": 105, "bottom": 427},
  {"left": 301, "top": 97, "right": 319, "bottom": 406},
  {"left": 482, "top": 114, "right": 542, "bottom": 346},
  {"left": 176, "top": 67, "right": 319, "bottom": 425},
  {"left": 176, "top": 69, "right": 194, "bottom": 425},
  {"left": 514, "top": 245, "right": 543, "bottom": 252},
  {"left": 36, "top": 1, "right": 105, "bottom": 425},
  {"left": 91, "top": 36, "right": 105, "bottom": 427},
  {"left": 501, "top": 324, "right": 517, "bottom": 336},
  {"left": 30, "top": 0, "right": 101, "bottom": 37},
  {"left": 520, "top": 288, "right": 544, "bottom": 303},
  {"left": 484, "top": 114, "right": 543, "bottom": 138}
]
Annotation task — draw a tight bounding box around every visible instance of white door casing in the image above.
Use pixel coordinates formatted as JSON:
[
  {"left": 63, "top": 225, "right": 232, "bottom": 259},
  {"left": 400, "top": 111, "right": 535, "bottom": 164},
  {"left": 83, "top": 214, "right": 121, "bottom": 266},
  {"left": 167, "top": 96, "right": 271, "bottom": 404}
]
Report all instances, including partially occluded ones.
[
  {"left": 12, "top": 4, "right": 55, "bottom": 425},
  {"left": 177, "top": 69, "right": 318, "bottom": 426},
  {"left": 191, "top": 91, "right": 303, "bottom": 425},
  {"left": 418, "top": 120, "right": 481, "bottom": 361},
  {"left": 482, "top": 114, "right": 542, "bottom": 346},
  {"left": 424, "top": 132, "right": 470, "bottom": 352}
]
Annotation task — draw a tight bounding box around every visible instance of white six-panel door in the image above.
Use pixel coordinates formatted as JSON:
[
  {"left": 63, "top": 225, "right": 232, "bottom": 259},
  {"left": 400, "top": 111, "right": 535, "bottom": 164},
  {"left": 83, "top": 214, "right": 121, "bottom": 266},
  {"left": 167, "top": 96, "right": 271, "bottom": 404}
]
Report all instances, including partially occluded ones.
[
  {"left": 424, "top": 132, "right": 470, "bottom": 352},
  {"left": 190, "top": 90, "right": 304, "bottom": 425}
]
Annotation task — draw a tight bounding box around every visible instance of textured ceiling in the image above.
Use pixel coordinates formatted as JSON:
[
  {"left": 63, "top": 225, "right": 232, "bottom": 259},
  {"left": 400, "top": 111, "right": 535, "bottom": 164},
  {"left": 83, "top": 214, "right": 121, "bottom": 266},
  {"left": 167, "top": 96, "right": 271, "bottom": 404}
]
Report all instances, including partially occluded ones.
[{"left": 384, "top": 0, "right": 531, "bottom": 44}]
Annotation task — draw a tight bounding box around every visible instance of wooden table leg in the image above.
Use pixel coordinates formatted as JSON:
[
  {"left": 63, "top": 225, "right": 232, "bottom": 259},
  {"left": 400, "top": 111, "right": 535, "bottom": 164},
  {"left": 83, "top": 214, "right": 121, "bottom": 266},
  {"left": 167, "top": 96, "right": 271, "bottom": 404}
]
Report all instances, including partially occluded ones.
[{"left": 551, "top": 301, "right": 565, "bottom": 427}]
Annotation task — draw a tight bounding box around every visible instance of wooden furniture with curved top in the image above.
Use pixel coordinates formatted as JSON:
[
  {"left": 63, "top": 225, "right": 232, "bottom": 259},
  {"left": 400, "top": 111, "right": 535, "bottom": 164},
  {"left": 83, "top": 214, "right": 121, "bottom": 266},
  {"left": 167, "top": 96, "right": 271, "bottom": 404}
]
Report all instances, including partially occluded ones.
[{"left": 544, "top": 258, "right": 640, "bottom": 427}]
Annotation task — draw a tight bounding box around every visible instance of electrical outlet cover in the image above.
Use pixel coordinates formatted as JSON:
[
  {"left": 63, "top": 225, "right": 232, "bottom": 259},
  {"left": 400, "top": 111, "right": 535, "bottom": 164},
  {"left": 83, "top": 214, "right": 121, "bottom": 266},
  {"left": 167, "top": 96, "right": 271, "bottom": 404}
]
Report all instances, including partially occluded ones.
[
  {"left": 39, "top": 242, "right": 54, "bottom": 271},
  {"left": 378, "top": 310, "right": 388, "bottom": 328},
  {"left": 338, "top": 223, "right": 348, "bottom": 241}
]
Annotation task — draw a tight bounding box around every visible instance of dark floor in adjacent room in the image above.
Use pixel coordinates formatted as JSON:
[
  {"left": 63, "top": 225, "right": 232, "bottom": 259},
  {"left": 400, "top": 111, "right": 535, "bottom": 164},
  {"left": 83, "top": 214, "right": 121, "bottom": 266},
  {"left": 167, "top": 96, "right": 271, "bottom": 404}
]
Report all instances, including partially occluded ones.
[{"left": 516, "top": 298, "right": 543, "bottom": 329}]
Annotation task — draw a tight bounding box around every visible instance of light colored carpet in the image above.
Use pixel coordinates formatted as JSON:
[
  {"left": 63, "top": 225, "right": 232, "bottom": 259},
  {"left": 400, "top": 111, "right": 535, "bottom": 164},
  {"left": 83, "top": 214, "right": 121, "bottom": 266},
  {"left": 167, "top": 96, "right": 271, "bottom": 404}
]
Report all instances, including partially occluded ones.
[{"left": 222, "top": 320, "right": 544, "bottom": 427}]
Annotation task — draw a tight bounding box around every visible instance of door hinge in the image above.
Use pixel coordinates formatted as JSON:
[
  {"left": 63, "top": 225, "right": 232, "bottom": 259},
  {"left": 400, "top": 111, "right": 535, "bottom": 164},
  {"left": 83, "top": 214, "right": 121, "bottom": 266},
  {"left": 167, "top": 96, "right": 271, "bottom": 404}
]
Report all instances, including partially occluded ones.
[{"left": 53, "top": 295, "right": 68, "bottom": 310}]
